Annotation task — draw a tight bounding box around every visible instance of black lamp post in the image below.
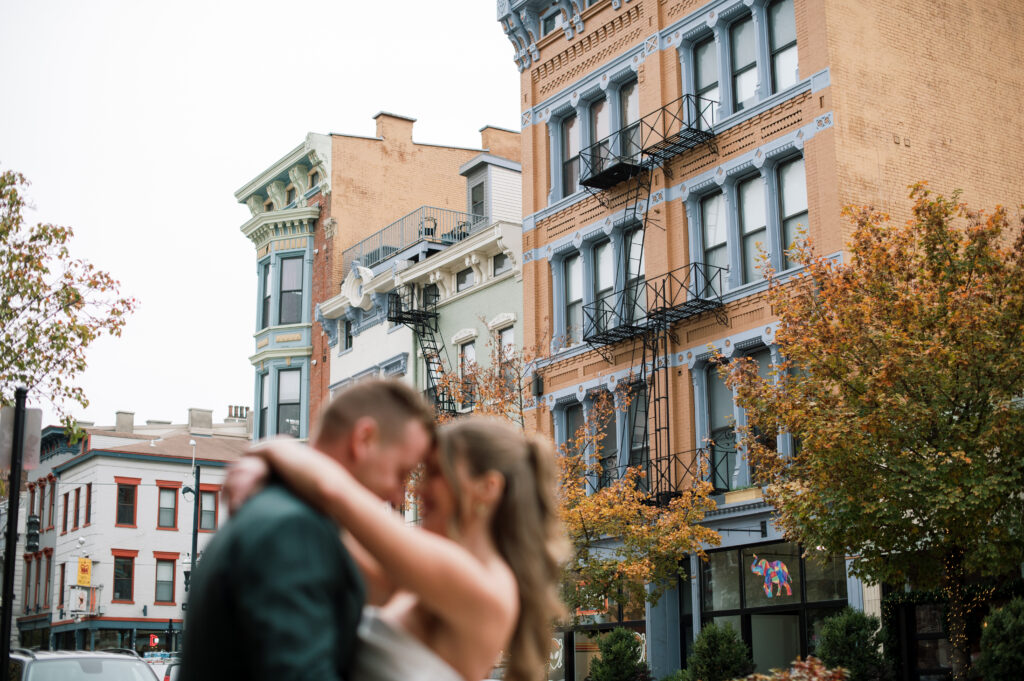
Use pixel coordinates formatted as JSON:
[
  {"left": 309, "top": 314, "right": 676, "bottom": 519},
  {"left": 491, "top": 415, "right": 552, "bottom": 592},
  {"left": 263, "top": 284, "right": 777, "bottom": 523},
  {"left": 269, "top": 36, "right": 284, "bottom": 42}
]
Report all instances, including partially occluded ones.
[{"left": 181, "top": 440, "right": 201, "bottom": 612}]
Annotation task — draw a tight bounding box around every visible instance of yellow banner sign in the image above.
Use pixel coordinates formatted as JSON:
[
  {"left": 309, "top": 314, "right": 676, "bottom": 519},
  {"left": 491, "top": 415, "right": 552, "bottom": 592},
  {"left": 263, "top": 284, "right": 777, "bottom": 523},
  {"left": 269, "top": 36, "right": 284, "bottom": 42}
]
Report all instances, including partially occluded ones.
[{"left": 77, "top": 557, "right": 91, "bottom": 587}]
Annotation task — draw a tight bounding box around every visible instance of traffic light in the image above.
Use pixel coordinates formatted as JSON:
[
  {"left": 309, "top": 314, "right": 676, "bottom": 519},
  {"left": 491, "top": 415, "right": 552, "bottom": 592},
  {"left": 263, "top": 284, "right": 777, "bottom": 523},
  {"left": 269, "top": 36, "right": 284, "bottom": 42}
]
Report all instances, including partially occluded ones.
[{"left": 25, "top": 514, "right": 39, "bottom": 552}]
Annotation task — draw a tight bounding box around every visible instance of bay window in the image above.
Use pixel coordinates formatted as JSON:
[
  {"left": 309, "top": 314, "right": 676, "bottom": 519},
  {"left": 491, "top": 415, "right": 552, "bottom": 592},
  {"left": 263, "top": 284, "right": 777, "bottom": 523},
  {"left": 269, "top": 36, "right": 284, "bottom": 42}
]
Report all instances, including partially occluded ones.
[
  {"left": 276, "top": 369, "right": 301, "bottom": 438},
  {"left": 279, "top": 257, "right": 303, "bottom": 325}
]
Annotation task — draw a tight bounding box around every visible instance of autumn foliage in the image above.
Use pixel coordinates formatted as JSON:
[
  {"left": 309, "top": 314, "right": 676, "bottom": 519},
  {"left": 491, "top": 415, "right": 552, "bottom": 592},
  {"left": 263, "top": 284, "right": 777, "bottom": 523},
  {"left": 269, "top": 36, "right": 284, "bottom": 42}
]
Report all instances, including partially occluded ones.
[
  {"left": 0, "top": 168, "right": 137, "bottom": 428},
  {"left": 722, "top": 184, "right": 1024, "bottom": 680}
]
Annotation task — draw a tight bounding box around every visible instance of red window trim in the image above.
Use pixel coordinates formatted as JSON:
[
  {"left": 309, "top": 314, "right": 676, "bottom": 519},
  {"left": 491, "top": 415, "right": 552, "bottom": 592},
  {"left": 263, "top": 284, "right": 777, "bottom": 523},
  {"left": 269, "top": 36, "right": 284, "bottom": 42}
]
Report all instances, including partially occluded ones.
[
  {"left": 198, "top": 486, "right": 221, "bottom": 533},
  {"left": 46, "top": 480, "right": 55, "bottom": 530},
  {"left": 72, "top": 487, "right": 81, "bottom": 530},
  {"left": 23, "top": 555, "right": 31, "bottom": 613},
  {"left": 58, "top": 563, "right": 65, "bottom": 608},
  {"left": 156, "top": 483, "right": 180, "bottom": 531},
  {"left": 114, "top": 480, "right": 139, "bottom": 528},
  {"left": 43, "top": 554, "right": 51, "bottom": 607},
  {"left": 153, "top": 552, "right": 178, "bottom": 605},
  {"left": 84, "top": 482, "right": 92, "bottom": 526},
  {"left": 61, "top": 492, "right": 69, "bottom": 534},
  {"left": 110, "top": 549, "right": 137, "bottom": 604}
]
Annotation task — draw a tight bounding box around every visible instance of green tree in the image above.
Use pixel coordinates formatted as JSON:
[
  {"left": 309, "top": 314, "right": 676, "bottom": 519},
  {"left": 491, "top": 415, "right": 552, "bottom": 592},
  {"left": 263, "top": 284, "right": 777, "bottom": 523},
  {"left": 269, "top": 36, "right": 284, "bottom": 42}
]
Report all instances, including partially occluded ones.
[
  {"left": 0, "top": 169, "right": 136, "bottom": 429},
  {"left": 815, "top": 608, "right": 889, "bottom": 681},
  {"left": 976, "top": 597, "right": 1024, "bottom": 680},
  {"left": 589, "top": 627, "right": 653, "bottom": 681},
  {"left": 721, "top": 185, "right": 1024, "bottom": 681},
  {"left": 682, "top": 621, "right": 754, "bottom": 681}
]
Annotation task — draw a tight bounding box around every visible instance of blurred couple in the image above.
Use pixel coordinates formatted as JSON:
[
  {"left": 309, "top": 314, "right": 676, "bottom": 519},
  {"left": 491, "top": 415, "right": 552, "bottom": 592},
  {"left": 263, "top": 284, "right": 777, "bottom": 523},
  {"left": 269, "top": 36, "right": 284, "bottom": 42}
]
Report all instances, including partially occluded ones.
[{"left": 180, "top": 379, "right": 567, "bottom": 681}]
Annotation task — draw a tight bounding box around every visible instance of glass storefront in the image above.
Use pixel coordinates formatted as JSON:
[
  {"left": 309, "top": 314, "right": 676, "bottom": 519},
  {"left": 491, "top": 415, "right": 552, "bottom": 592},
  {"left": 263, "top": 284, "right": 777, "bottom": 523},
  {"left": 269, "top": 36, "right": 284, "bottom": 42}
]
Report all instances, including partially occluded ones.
[{"left": 699, "top": 541, "right": 848, "bottom": 673}]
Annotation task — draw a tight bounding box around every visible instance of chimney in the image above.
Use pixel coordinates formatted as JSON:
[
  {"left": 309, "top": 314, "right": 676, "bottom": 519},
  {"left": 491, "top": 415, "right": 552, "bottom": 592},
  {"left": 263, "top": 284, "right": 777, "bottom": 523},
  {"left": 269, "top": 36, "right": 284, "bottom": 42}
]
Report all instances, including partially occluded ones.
[
  {"left": 188, "top": 408, "right": 213, "bottom": 431},
  {"left": 480, "top": 126, "right": 521, "bottom": 164},
  {"left": 373, "top": 112, "right": 416, "bottom": 144},
  {"left": 115, "top": 411, "right": 134, "bottom": 434}
]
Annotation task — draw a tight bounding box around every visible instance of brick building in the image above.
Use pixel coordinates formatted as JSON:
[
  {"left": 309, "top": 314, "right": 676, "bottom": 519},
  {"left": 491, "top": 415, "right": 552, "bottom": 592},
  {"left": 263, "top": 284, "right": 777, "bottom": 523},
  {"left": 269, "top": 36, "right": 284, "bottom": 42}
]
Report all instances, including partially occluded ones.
[
  {"left": 497, "top": 0, "right": 1024, "bottom": 677},
  {"left": 236, "top": 114, "right": 518, "bottom": 439}
]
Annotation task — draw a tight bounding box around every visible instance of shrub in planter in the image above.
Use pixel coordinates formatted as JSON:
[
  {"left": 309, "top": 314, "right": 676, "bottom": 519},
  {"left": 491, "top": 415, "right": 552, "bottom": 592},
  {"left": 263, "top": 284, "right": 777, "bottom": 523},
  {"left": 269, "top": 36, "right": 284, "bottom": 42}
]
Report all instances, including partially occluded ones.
[
  {"left": 976, "top": 597, "right": 1024, "bottom": 681},
  {"left": 681, "top": 622, "right": 754, "bottom": 681},
  {"left": 814, "top": 608, "right": 889, "bottom": 681},
  {"left": 589, "top": 627, "right": 653, "bottom": 681}
]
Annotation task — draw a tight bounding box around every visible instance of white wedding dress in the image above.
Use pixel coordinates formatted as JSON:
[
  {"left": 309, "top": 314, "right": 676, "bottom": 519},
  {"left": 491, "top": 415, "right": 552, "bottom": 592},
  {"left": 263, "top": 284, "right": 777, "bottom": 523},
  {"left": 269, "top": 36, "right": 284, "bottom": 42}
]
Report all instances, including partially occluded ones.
[{"left": 350, "top": 607, "right": 465, "bottom": 681}]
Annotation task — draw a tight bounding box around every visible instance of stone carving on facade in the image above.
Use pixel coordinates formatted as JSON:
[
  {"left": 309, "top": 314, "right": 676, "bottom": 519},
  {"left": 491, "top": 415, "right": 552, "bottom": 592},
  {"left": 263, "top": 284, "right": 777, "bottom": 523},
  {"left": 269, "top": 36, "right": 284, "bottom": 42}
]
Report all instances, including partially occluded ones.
[
  {"left": 428, "top": 269, "right": 449, "bottom": 299},
  {"left": 316, "top": 304, "right": 339, "bottom": 348},
  {"left": 288, "top": 165, "right": 310, "bottom": 196},
  {"left": 246, "top": 195, "right": 266, "bottom": 216},
  {"left": 266, "top": 181, "right": 286, "bottom": 210}
]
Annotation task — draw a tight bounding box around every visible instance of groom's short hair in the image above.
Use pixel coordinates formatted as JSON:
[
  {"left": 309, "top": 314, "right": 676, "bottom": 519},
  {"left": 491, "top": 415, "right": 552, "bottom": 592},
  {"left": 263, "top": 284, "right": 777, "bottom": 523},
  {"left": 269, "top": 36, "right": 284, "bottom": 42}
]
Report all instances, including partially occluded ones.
[{"left": 312, "top": 379, "right": 437, "bottom": 448}]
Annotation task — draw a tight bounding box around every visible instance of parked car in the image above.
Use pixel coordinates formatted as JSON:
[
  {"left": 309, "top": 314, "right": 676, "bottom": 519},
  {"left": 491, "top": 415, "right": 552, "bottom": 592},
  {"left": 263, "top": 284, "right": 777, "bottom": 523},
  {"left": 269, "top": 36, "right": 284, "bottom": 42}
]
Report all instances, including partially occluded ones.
[
  {"left": 159, "top": 658, "right": 180, "bottom": 681},
  {"left": 8, "top": 649, "right": 159, "bottom": 680}
]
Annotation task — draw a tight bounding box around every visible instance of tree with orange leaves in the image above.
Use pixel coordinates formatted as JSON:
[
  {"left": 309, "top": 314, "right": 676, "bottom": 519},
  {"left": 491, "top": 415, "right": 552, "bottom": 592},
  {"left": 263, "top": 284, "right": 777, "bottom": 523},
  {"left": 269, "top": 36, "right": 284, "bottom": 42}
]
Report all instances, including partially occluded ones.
[
  {"left": 722, "top": 185, "right": 1024, "bottom": 680},
  {"left": 439, "top": 331, "right": 718, "bottom": 618}
]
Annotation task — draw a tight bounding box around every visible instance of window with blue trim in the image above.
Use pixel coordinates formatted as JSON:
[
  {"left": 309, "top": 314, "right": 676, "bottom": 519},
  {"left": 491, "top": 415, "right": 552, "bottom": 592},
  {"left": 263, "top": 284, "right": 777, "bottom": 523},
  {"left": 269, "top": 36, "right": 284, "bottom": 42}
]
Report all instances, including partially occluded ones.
[
  {"left": 277, "top": 369, "right": 301, "bottom": 438},
  {"left": 260, "top": 262, "right": 271, "bottom": 329},
  {"left": 279, "top": 257, "right": 303, "bottom": 325},
  {"left": 701, "top": 348, "right": 773, "bottom": 492},
  {"left": 693, "top": 153, "right": 808, "bottom": 291},
  {"left": 564, "top": 253, "right": 584, "bottom": 344},
  {"left": 684, "top": 0, "right": 799, "bottom": 120},
  {"left": 258, "top": 373, "right": 269, "bottom": 439}
]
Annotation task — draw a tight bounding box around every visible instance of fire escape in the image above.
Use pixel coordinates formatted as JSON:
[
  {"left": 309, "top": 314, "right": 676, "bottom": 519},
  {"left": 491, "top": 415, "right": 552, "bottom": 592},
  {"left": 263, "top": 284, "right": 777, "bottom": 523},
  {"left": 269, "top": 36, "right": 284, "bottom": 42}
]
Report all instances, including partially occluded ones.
[
  {"left": 387, "top": 286, "right": 457, "bottom": 416},
  {"left": 578, "top": 94, "right": 730, "bottom": 503}
]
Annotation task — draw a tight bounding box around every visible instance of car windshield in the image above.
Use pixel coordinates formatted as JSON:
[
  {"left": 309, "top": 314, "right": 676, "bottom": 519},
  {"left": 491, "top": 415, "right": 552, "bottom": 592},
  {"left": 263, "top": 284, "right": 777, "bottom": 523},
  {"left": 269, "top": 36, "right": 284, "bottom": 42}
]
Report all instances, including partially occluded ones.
[{"left": 27, "top": 658, "right": 157, "bottom": 681}]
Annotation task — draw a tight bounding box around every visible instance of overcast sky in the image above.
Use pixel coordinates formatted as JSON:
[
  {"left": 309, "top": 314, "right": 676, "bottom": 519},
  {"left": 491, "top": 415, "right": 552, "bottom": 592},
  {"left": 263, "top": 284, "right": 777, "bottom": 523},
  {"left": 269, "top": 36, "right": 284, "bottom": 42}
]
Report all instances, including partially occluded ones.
[{"left": 0, "top": 0, "right": 521, "bottom": 428}]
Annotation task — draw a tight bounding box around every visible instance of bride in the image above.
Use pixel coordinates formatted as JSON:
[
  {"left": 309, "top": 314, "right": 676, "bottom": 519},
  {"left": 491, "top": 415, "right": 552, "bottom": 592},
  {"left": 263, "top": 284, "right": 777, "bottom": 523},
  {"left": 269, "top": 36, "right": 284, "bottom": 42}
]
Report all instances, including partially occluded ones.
[{"left": 232, "top": 416, "right": 568, "bottom": 681}]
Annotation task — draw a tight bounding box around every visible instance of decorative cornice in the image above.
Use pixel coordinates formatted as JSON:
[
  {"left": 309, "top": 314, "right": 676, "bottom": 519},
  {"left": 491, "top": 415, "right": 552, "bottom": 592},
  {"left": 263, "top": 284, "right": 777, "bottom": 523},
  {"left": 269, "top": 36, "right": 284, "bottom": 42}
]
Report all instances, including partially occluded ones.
[
  {"left": 248, "top": 345, "right": 313, "bottom": 366},
  {"left": 235, "top": 133, "right": 332, "bottom": 206},
  {"left": 240, "top": 206, "right": 320, "bottom": 250}
]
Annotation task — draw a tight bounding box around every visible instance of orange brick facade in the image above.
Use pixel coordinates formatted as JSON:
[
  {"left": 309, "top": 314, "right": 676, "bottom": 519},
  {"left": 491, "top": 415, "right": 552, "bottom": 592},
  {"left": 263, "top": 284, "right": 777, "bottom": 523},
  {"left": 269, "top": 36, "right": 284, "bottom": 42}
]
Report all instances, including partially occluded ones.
[{"left": 507, "top": 0, "right": 1024, "bottom": 675}]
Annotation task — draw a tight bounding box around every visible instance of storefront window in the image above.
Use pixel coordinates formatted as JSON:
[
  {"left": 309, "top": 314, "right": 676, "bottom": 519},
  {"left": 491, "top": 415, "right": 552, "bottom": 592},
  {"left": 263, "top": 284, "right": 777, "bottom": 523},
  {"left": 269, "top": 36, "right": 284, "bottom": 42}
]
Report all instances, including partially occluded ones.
[
  {"left": 803, "top": 550, "right": 848, "bottom": 603},
  {"left": 743, "top": 543, "right": 802, "bottom": 608},
  {"left": 702, "top": 550, "right": 741, "bottom": 611},
  {"left": 750, "top": 613, "right": 800, "bottom": 672},
  {"left": 698, "top": 541, "right": 849, "bottom": 674}
]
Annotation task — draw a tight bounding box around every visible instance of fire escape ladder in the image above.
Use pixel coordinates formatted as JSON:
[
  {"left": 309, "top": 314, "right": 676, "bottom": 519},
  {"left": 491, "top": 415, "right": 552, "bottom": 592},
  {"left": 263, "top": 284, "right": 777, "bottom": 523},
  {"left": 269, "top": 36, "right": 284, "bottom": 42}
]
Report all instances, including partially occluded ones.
[
  {"left": 387, "top": 287, "right": 456, "bottom": 416},
  {"left": 573, "top": 94, "right": 724, "bottom": 503}
]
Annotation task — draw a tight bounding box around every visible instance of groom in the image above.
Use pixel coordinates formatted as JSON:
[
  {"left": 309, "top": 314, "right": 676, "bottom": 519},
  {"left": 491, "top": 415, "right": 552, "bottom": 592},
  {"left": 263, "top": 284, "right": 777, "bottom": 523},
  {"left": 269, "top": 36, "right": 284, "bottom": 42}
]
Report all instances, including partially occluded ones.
[{"left": 180, "top": 380, "right": 436, "bottom": 681}]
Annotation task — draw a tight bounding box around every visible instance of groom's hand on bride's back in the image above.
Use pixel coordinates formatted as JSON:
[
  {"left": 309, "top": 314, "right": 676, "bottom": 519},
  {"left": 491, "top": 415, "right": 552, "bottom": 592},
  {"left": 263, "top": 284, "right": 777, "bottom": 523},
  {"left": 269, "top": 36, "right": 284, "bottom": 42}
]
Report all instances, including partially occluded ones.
[{"left": 225, "top": 455, "right": 271, "bottom": 513}]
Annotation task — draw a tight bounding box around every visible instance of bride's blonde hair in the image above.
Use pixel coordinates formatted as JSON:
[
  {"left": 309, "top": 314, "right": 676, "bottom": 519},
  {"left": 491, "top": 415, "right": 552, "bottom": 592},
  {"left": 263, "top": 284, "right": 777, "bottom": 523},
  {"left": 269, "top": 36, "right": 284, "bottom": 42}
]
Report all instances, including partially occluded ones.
[{"left": 439, "top": 417, "right": 569, "bottom": 681}]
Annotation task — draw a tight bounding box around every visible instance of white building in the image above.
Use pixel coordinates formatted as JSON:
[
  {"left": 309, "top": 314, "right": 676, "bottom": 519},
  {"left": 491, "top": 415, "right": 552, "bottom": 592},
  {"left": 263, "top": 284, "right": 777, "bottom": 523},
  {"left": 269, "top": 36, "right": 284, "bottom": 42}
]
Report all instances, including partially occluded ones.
[{"left": 15, "top": 408, "right": 249, "bottom": 652}]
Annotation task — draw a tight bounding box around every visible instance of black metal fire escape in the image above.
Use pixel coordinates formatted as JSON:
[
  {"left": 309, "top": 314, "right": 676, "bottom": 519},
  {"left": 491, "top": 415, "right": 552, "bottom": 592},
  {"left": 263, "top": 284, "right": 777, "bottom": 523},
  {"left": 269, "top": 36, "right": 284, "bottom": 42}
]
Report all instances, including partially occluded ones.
[
  {"left": 578, "top": 93, "right": 729, "bottom": 502},
  {"left": 387, "top": 286, "right": 456, "bottom": 416}
]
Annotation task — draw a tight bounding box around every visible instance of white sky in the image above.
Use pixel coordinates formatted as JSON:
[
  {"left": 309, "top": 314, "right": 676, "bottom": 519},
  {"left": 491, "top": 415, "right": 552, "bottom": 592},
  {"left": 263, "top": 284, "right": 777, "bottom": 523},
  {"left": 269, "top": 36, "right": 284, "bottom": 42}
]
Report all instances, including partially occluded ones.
[{"left": 0, "top": 0, "right": 522, "bottom": 428}]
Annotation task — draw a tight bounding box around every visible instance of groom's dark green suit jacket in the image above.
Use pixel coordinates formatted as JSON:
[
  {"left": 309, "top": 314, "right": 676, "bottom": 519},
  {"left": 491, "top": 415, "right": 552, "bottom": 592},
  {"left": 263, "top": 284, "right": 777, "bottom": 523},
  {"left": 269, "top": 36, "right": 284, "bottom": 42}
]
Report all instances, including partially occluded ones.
[{"left": 180, "top": 484, "right": 365, "bottom": 681}]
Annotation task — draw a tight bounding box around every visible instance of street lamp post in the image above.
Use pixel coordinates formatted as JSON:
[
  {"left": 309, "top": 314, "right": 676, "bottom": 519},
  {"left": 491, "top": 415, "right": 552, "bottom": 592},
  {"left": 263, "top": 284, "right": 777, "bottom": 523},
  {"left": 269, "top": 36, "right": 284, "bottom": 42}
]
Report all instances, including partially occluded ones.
[{"left": 181, "top": 440, "right": 201, "bottom": 617}]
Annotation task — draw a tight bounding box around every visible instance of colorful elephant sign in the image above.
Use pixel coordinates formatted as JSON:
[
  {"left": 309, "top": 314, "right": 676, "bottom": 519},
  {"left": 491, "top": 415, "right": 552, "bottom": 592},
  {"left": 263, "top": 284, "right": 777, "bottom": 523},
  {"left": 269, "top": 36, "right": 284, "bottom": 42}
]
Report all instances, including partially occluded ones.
[{"left": 750, "top": 554, "right": 792, "bottom": 597}]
